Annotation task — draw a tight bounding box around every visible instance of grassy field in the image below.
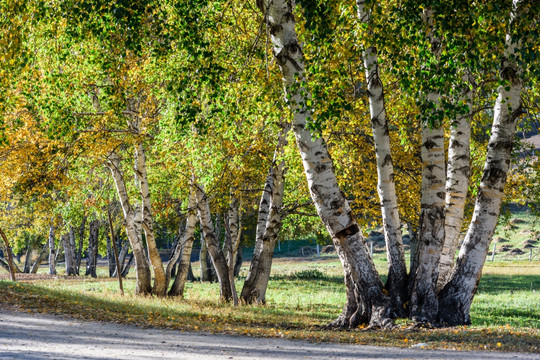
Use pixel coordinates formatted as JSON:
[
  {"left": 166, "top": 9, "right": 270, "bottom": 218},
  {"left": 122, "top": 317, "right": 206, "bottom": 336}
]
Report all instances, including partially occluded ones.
[
  {"left": 1, "top": 211, "right": 539, "bottom": 353},
  {"left": 1, "top": 254, "right": 539, "bottom": 353}
]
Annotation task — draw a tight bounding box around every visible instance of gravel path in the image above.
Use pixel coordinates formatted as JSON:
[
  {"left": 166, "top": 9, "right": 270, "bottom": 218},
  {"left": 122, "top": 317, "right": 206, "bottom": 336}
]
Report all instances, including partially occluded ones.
[{"left": 0, "top": 309, "right": 536, "bottom": 360}]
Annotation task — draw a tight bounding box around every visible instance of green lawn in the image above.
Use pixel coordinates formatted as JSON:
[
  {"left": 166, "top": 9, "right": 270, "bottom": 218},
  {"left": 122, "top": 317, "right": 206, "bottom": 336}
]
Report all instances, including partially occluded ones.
[{"left": 1, "top": 255, "right": 539, "bottom": 353}]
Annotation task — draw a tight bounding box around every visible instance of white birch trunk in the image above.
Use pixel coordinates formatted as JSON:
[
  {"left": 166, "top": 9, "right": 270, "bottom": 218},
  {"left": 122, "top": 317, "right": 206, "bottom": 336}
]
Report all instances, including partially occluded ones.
[
  {"left": 48, "top": 224, "right": 56, "bottom": 275},
  {"left": 410, "top": 8, "right": 446, "bottom": 323},
  {"left": 438, "top": 0, "right": 524, "bottom": 325},
  {"left": 250, "top": 163, "right": 285, "bottom": 304},
  {"left": 225, "top": 196, "right": 241, "bottom": 306},
  {"left": 168, "top": 188, "right": 198, "bottom": 297},
  {"left": 135, "top": 143, "right": 166, "bottom": 296},
  {"left": 241, "top": 123, "right": 289, "bottom": 304},
  {"left": 108, "top": 151, "right": 152, "bottom": 294},
  {"left": 357, "top": 0, "right": 408, "bottom": 316},
  {"left": 410, "top": 125, "right": 445, "bottom": 322},
  {"left": 75, "top": 216, "right": 86, "bottom": 275},
  {"left": 85, "top": 220, "right": 99, "bottom": 278},
  {"left": 194, "top": 183, "right": 233, "bottom": 301},
  {"left": 261, "top": 0, "right": 391, "bottom": 328},
  {"left": 62, "top": 233, "right": 77, "bottom": 276},
  {"left": 437, "top": 73, "right": 474, "bottom": 292},
  {"left": 30, "top": 242, "right": 48, "bottom": 274}
]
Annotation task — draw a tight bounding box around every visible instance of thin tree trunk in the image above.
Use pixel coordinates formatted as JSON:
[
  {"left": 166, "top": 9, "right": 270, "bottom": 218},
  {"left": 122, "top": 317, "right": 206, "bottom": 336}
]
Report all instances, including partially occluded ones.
[
  {"left": 106, "top": 233, "right": 116, "bottom": 277},
  {"left": 30, "top": 242, "right": 48, "bottom": 274},
  {"left": 438, "top": 0, "right": 524, "bottom": 325},
  {"left": 187, "top": 263, "right": 195, "bottom": 281},
  {"left": 22, "top": 245, "right": 32, "bottom": 273},
  {"left": 48, "top": 224, "right": 57, "bottom": 275},
  {"left": 356, "top": 0, "right": 408, "bottom": 317},
  {"left": 437, "top": 72, "right": 473, "bottom": 292},
  {"left": 107, "top": 206, "right": 124, "bottom": 296},
  {"left": 241, "top": 147, "right": 286, "bottom": 304},
  {"left": 108, "top": 151, "right": 152, "bottom": 294},
  {"left": 0, "top": 227, "right": 16, "bottom": 281},
  {"left": 114, "top": 240, "right": 129, "bottom": 277},
  {"left": 260, "top": 0, "right": 391, "bottom": 328},
  {"left": 75, "top": 216, "right": 87, "bottom": 275},
  {"left": 135, "top": 143, "right": 166, "bottom": 296},
  {"left": 62, "top": 232, "right": 77, "bottom": 276},
  {"left": 241, "top": 161, "right": 275, "bottom": 303},
  {"left": 194, "top": 183, "right": 233, "bottom": 301},
  {"left": 121, "top": 253, "right": 134, "bottom": 278},
  {"left": 225, "top": 196, "right": 241, "bottom": 306},
  {"left": 85, "top": 220, "right": 99, "bottom": 278},
  {"left": 168, "top": 188, "right": 197, "bottom": 297},
  {"left": 234, "top": 247, "right": 242, "bottom": 277},
  {"left": 54, "top": 243, "right": 62, "bottom": 267},
  {"left": 241, "top": 123, "right": 289, "bottom": 304},
  {"left": 200, "top": 233, "right": 211, "bottom": 281}
]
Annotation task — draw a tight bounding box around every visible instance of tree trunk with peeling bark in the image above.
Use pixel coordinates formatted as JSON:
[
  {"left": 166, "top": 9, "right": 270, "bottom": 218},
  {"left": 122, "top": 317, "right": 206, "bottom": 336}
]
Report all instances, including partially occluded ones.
[
  {"left": 31, "top": 243, "right": 48, "bottom": 274},
  {"left": 225, "top": 196, "right": 241, "bottom": 306},
  {"left": 437, "top": 73, "right": 473, "bottom": 292},
  {"left": 409, "top": 8, "right": 446, "bottom": 324},
  {"left": 168, "top": 188, "right": 198, "bottom": 297},
  {"left": 438, "top": 0, "right": 524, "bottom": 325},
  {"left": 85, "top": 220, "right": 99, "bottom": 278},
  {"left": 106, "top": 233, "right": 116, "bottom": 277},
  {"left": 22, "top": 245, "right": 32, "bottom": 273},
  {"left": 108, "top": 151, "right": 152, "bottom": 294},
  {"left": 135, "top": 143, "right": 166, "bottom": 296},
  {"left": 0, "top": 227, "right": 17, "bottom": 281},
  {"left": 199, "top": 234, "right": 212, "bottom": 282},
  {"left": 241, "top": 124, "right": 289, "bottom": 304},
  {"left": 260, "top": 0, "right": 391, "bottom": 328},
  {"left": 48, "top": 224, "right": 57, "bottom": 275},
  {"left": 356, "top": 0, "right": 408, "bottom": 317},
  {"left": 62, "top": 232, "right": 77, "bottom": 276},
  {"left": 409, "top": 125, "right": 445, "bottom": 323},
  {"left": 194, "top": 183, "right": 233, "bottom": 301},
  {"left": 121, "top": 254, "right": 134, "bottom": 277},
  {"left": 75, "top": 216, "right": 87, "bottom": 275}
]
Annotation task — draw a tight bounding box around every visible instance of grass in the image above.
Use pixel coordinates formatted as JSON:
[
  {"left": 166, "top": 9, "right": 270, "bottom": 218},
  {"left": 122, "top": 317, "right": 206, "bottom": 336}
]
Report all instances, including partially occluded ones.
[
  {"left": 1, "top": 209, "right": 539, "bottom": 353},
  {"left": 1, "top": 256, "right": 539, "bottom": 353}
]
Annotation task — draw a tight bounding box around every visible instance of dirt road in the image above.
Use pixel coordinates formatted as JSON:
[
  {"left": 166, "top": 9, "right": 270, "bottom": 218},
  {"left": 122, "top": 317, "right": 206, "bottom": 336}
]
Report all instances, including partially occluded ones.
[{"left": 0, "top": 309, "right": 535, "bottom": 359}]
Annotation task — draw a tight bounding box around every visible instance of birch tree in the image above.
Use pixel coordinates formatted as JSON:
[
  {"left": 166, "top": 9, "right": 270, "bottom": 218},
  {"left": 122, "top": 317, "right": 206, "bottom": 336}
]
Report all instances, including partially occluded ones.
[
  {"left": 438, "top": 0, "right": 527, "bottom": 325},
  {"left": 437, "top": 71, "right": 474, "bottom": 291},
  {"left": 259, "top": 0, "right": 392, "bottom": 328},
  {"left": 356, "top": 0, "right": 408, "bottom": 317},
  {"left": 241, "top": 123, "right": 290, "bottom": 304}
]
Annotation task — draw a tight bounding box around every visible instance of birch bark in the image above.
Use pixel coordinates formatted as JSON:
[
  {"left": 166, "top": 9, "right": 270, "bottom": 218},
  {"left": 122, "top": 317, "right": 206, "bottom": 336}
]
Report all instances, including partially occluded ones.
[
  {"left": 75, "top": 216, "right": 86, "bottom": 275},
  {"left": 241, "top": 124, "right": 289, "bottom": 304},
  {"left": 260, "top": 0, "right": 390, "bottom": 327},
  {"left": 30, "top": 243, "right": 48, "bottom": 274},
  {"left": 356, "top": 0, "right": 408, "bottom": 317},
  {"left": 168, "top": 188, "right": 198, "bottom": 297},
  {"left": 225, "top": 196, "right": 241, "bottom": 306},
  {"left": 410, "top": 8, "right": 446, "bottom": 323},
  {"left": 135, "top": 143, "right": 166, "bottom": 296},
  {"left": 48, "top": 224, "right": 56, "bottom": 275},
  {"left": 194, "top": 183, "right": 233, "bottom": 301},
  {"left": 108, "top": 151, "right": 152, "bottom": 294},
  {"left": 438, "top": 0, "right": 525, "bottom": 325},
  {"left": 85, "top": 220, "right": 99, "bottom": 278},
  {"left": 437, "top": 73, "right": 473, "bottom": 292},
  {"left": 62, "top": 233, "right": 77, "bottom": 276}
]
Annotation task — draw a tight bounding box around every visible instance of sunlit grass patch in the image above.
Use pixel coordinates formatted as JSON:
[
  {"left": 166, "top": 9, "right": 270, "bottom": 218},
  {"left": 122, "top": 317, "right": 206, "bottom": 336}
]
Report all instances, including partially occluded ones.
[{"left": 1, "top": 254, "right": 539, "bottom": 353}]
